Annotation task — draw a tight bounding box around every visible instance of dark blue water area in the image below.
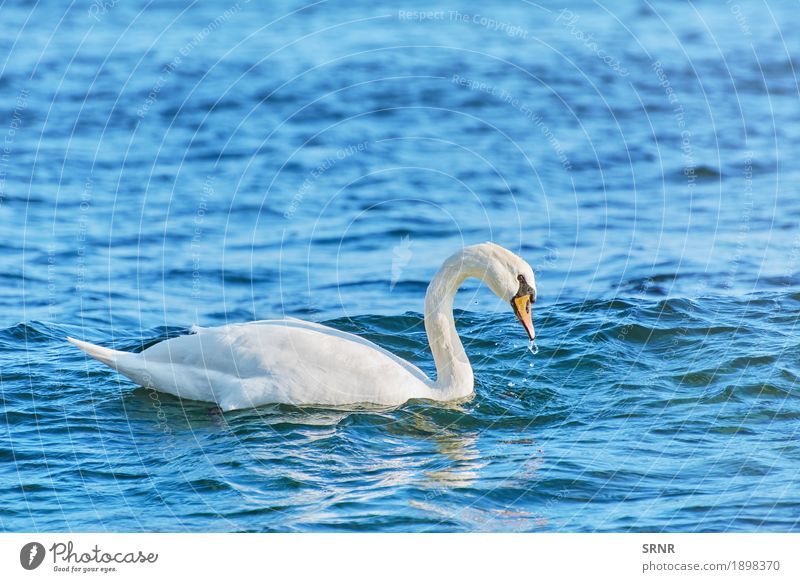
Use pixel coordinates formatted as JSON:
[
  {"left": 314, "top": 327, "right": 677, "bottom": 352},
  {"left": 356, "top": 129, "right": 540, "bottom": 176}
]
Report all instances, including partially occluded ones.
[{"left": 1, "top": 0, "right": 799, "bottom": 531}]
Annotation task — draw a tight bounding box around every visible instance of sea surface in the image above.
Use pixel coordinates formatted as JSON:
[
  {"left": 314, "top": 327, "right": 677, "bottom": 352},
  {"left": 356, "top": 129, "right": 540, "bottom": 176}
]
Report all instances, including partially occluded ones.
[{"left": 1, "top": 0, "right": 799, "bottom": 532}]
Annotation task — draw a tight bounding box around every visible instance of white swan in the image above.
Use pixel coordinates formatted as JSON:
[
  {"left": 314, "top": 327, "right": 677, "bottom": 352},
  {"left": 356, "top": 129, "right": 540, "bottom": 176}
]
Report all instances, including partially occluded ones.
[{"left": 67, "top": 242, "right": 537, "bottom": 410}]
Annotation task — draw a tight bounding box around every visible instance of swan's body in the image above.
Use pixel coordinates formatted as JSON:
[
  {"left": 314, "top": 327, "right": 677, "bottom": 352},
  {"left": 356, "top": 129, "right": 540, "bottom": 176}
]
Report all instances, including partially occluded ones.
[
  {"left": 69, "top": 319, "right": 437, "bottom": 409},
  {"left": 68, "top": 243, "right": 536, "bottom": 410}
]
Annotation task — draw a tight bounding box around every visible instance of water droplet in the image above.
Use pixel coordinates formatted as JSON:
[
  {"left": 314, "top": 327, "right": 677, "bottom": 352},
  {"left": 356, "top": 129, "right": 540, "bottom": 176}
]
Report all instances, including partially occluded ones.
[{"left": 528, "top": 340, "right": 539, "bottom": 356}]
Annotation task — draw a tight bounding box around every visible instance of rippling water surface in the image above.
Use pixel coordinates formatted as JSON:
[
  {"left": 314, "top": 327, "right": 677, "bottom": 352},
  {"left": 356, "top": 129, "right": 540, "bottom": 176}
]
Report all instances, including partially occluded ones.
[{"left": 1, "top": 0, "right": 799, "bottom": 532}]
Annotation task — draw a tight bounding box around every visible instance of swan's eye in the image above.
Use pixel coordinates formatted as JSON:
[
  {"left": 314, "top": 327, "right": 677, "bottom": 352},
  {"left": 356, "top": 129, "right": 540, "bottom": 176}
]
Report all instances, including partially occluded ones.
[{"left": 515, "top": 275, "right": 533, "bottom": 299}]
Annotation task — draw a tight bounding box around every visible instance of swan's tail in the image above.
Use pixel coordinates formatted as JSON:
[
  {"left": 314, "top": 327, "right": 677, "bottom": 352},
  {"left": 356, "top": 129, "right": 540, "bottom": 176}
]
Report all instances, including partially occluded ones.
[{"left": 66, "top": 337, "right": 128, "bottom": 369}]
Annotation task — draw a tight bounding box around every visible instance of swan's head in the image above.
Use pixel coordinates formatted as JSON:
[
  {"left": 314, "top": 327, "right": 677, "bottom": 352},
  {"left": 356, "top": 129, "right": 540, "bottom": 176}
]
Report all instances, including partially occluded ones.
[{"left": 466, "top": 242, "right": 537, "bottom": 340}]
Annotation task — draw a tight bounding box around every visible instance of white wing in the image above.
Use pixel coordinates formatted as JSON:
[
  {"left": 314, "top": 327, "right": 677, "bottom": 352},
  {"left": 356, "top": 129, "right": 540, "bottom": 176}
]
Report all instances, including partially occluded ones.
[{"left": 70, "top": 319, "right": 433, "bottom": 410}]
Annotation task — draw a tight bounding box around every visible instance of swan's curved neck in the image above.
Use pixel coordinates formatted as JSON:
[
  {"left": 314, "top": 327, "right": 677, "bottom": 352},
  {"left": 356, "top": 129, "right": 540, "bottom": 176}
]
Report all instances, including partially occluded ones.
[{"left": 424, "top": 248, "right": 490, "bottom": 399}]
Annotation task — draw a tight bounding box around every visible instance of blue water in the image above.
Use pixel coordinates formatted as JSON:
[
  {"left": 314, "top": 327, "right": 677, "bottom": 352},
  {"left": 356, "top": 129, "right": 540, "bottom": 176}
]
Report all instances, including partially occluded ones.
[{"left": 2, "top": 0, "right": 799, "bottom": 532}]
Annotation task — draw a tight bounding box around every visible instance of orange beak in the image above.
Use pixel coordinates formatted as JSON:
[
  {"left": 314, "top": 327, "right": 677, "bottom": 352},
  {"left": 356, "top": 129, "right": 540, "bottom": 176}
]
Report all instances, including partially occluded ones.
[{"left": 512, "top": 294, "right": 535, "bottom": 340}]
